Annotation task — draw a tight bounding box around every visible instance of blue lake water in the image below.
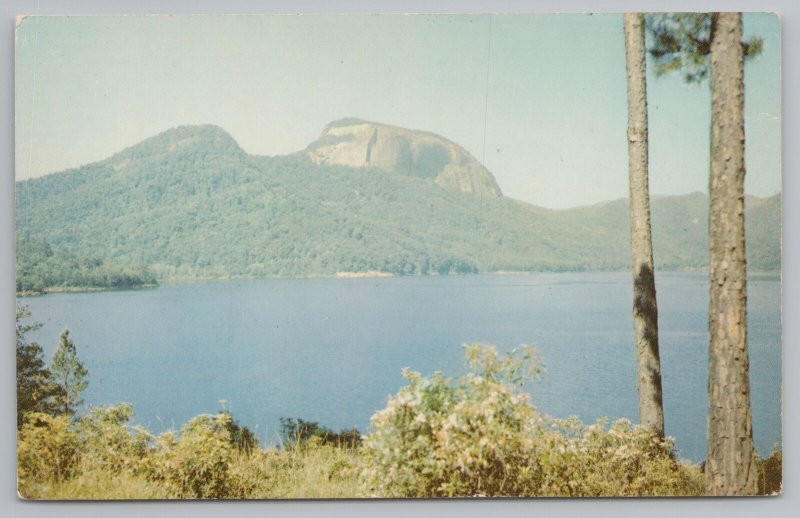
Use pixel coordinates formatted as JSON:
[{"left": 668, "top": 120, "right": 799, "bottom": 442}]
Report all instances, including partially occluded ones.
[{"left": 20, "top": 272, "right": 781, "bottom": 462}]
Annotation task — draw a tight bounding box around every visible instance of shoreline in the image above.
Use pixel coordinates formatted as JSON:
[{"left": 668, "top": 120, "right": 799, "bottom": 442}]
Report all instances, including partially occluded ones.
[
  {"left": 17, "top": 283, "right": 159, "bottom": 297},
  {"left": 15, "top": 269, "right": 781, "bottom": 297}
]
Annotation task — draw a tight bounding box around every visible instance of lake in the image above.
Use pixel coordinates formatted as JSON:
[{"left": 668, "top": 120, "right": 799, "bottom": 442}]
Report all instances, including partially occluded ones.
[{"left": 20, "top": 271, "right": 781, "bottom": 462}]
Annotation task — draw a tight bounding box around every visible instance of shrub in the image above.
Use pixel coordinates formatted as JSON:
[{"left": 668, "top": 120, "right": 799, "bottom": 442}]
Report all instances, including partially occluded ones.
[
  {"left": 280, "top": 417, "right": 362, "bottom": 449},
  {"left": 226, "top": 449, "right": 281, "bottom": 498},
  {"left": 361, "top": 343, "right": 704, "bottom": 497},
  {"left": 17, "top": 412, "right": 80, "bottom": 497},
  {"left": 17, "top": 403, "right": 364, "bottom": 499},
  {"left": 219, "top": 411, "right": 259, "bottom": 455},
  {"left": 227, "top": 444, "right": 361, "bottom": 499},
  {"left": 74, "top": 404, "right": 151, "bottom": 475},
  {"left": 361, "top": 344, "right": 545, "bottom": 497},
  {"left": 143, "top": 413, "right": 234, "bottom": 498},
  {"left": 536, "top": 417, "right": 704, "bottom": 496},
  {"left": 16, "top": 306, "right": 58, "bottom": 426}
]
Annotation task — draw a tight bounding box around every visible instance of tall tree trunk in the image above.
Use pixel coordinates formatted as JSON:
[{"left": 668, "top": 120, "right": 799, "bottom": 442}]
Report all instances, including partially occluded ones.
[
  {"left": 624, "top": 13, "right": 665, "bottom": 438},
  {"left": 706, "top": 12, "right": 758, "bottom": 496}
]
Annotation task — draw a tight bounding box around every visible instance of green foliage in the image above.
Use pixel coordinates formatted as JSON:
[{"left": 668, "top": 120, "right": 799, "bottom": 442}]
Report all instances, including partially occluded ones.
[
  {"left": 17, "top": 412, "right": 81, "bottom": 497},
  {"left": 745, "top": 194, "right": 781, "bottom": 271},
  {"left": 74, "top": 404, "right": 151, "bottom": 475},
  {"left": 143, "top": 413, "right": 235, "bottom": 499},
  {"left": 360, "top": 344, "right": 545, "bottom": 497},
  {"left": 219, "top": 411, "right": 259, "bottom": 455},
  {"left": 16, "top": 306, "right": 57, "bottom": 426},
  {"left": 15, "top": 126, "right": 781, "bottom": 282},
  {"left": 361, "top": 344, "right": 703, "bottom": 497},
  {"left": 560, "top": 193, "right": 778, "bottom": 271},
  {"left": 280, "top": 417, "right": 362, "bottom": 449},
  {"left": 646, "top": 13, "right": 763, "bottom": 83},
  {"left": 50, "top": 329, "right": 89, "bottom": 416},
  {"left": 16, "top": 236, "right": 157, "bottom": 295},
  {"left": 536, "top": 417, "right": 704, "bottom": 496},
  {"left": 225, "top": 445, "right": 361, "bottom": 499},
  {"left": 16, "top": 393, "right": 710, "bottom": 499}
]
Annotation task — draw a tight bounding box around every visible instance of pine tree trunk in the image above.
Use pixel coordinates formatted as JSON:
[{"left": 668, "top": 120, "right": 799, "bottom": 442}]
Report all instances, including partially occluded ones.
[
  {"left": 624, "top": 13, "right": 664, "bottom": 438},
  {"left": 706, "top": 12, "right": 758, "bottom": 496}
]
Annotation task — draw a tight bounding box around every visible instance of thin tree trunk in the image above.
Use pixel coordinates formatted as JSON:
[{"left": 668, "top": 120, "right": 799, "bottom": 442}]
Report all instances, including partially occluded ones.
[
  {"left": 624, "top": 12, "right": 664, "bottom": 438},
  {"left": 706, "top": 11, "right": 757, "bottom": 496}
]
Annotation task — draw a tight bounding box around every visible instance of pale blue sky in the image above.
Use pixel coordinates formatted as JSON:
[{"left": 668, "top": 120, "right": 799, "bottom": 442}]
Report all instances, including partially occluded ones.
[{"left": 15, "top": 13, "right": 780, "bottom": 209}]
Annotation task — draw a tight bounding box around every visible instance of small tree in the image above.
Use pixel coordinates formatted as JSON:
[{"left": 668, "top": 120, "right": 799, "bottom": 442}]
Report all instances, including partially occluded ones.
[
  {"left": 219, "top": 411, "right": 259, "bottom": 455},
  {"left": 16, "top": 306, "right": 57, "bottom": 426},
  {"left": 50, "top": 329, "right": 89, "bottom": 417}
]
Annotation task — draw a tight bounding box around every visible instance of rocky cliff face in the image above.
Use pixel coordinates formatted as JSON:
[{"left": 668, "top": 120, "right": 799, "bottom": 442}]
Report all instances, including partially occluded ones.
[{"left": 306, "top": 118, "right": 502, "bottom": 197}]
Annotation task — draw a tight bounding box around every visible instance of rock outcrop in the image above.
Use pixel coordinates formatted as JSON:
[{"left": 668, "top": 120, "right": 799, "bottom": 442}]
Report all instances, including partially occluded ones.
[{"left": 306, "top": 118, "right": 502, "bottom": 197}]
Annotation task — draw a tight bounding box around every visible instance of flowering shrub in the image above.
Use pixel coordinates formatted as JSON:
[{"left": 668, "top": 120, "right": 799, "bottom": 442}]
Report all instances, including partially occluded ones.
[
  {"left": 536, "top": 417, "right": 703, "bottom": 496},
  {"left": 360, "top": 344, "right": 704, "bottom": 497},
  {"left": 361, "top": 344, "right": 546, "bottom": 497}
]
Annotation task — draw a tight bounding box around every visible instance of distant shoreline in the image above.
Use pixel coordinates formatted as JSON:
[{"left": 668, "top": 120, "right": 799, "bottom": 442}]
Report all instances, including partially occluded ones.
[
  {"left": 335, "top": 271, "right": 394, "bottom": 279},
  {"left": 16, "top": 270, "right": 782, "bottom": 298},
  {"left": 17, "top": 283, "right": 158, "bottom": 297}
]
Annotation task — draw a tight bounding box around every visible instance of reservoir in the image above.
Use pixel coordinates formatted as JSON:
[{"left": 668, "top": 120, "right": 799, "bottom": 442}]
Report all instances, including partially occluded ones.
[{"left": 20, "top": 271, "right": 781, "bottom": 462}]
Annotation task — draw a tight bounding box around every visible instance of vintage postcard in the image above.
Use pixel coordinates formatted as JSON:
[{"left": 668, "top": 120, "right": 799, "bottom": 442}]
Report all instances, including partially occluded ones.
[{"left": 14, "top": 13, "right": 781, "bottom": 499}]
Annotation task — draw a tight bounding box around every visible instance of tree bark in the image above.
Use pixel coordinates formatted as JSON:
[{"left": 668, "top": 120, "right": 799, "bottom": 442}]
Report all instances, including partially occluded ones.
[
  {"left": 624, "top": 13, "right": 665, "bottom": 438},
  {"left": 706, "top": 12, "right": 758, "bottom": 496}
]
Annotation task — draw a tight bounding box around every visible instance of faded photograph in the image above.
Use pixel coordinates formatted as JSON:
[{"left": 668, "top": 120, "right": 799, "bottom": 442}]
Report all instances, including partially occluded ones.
[{"left": 15, "top": 13, "right": 780, "bottom": 498}]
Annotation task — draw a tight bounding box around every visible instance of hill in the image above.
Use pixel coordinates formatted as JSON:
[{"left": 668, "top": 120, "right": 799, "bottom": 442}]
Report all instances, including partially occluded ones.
[
  {"left": 559, "top": 192, "right": 780, "bottom": 272},
  {"left": 15, "top": 123, "right": 781, "bottom": 281},
  {"left": 16, "top": 236, "right": 157, "bottom": 295}
]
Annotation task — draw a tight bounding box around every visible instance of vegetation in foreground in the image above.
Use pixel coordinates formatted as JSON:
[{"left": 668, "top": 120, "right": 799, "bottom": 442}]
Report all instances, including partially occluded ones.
[{"left": 15, "top": 309, "right": 783, "bottom": 499}]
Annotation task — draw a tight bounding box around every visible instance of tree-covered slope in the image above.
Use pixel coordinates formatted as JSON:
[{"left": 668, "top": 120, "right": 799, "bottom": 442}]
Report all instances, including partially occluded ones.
[
  {"left": 16, "top": 237, "right": 157, "bottom": 294},
  {"left": 559, "top": 192, "right": 780, "bottom": 271},
  {"left": 15, "top": 125, "right": 781, "bottom": 281}
]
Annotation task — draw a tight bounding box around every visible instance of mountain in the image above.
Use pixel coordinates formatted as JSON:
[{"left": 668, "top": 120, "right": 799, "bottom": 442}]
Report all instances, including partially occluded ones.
[
  {"left": 15, "top": 123, "right": 781, "bottom": 281},
  {"left": 558, "top": 192, "right": 781, "bottom": 271},
  {"left": 306, "top": 118, "right": 503, "bottom": 197}
]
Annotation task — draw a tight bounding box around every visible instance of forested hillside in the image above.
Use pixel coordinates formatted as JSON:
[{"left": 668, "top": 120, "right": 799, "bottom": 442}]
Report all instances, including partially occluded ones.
[
  {"left": 559, "top": 192, "right": 781, "bottom": 271},
  {"left": 16, "top": 237, "right": 157, "bottom": 294},
  {"left": 15, "top": 124, "right": 781, "bottom": 282}
]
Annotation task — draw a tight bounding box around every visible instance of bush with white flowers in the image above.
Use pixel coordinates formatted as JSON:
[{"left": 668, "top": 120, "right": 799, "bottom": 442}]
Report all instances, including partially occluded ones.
[{"left": 360, "top": 344, "right": 704, "bottom": 497}]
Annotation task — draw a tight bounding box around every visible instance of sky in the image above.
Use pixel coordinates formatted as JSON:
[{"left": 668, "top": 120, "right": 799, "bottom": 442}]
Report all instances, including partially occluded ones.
[{"left": 14, "top": 13, "right": 781, "bottom": 209}]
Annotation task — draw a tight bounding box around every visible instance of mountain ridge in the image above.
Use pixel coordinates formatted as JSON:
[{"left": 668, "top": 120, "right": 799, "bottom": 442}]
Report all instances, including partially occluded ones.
[{"left": 15, "top": 122, "right": 781, "bottom": 281}]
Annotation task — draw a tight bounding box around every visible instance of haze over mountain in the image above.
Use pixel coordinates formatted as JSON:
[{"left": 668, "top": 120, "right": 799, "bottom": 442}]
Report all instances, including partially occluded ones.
[{"left": 15, "top": 122, "right": 780, "bottom": 282}]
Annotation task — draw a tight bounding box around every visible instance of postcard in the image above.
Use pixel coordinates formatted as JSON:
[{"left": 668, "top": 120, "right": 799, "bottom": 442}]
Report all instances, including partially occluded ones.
[{"left": 14, "top": 13, "right": 781, "bottom": 499}]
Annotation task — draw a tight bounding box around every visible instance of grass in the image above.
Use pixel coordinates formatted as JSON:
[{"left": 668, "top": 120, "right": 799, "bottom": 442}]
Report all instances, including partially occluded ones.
[
  {"left": 23, "top": 468, "right": 172, "bottom": 500},
  {"left": 19, "top": 444, "right": 360, "bottom": 500}
]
